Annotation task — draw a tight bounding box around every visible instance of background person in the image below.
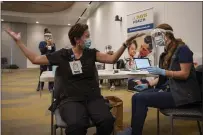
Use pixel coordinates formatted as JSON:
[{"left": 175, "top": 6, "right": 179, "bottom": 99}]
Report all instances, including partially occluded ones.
[{"left": 36, "top": 28, "right": 56, "bottom": 92}]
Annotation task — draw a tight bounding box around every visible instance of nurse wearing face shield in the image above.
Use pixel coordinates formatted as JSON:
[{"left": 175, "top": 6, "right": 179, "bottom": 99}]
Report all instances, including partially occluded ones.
[
  {"left": 36, "top": 28, "right": 56, "bottom": 92},
  {"left": 118, "top": 24, "right": 201, "bottom": 135}
]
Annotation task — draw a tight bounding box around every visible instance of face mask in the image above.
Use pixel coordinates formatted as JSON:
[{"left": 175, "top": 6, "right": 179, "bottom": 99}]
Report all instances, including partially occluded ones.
[
  {"left": 154, "top": 35, "right": 165, "bottom": 46},
  {"left": 151, "top": 28, "right": 173, "bottom": 47},
  {"left": 84, "top": 38, "right": 91, "bottom": 48}
]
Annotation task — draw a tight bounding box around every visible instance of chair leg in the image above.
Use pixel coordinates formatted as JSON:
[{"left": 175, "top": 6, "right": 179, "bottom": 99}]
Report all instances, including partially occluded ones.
[
  {"left": 60, "top": 128, "right": 63, "bottom": 135},
  {"left": 170, "top": 115, "right": 174, "bottom": 135},
  {"left": 53, "top": 125, "right": 56, "bottom": 135},
  {"left": 51, "top": 113, "right": 54, "bottom": 135},
  {"left": 197, "top": 121, "right": 202, "bottom": 135},
  {"left": 157, "top": 109, "right": 160, "bottom": 135},
  {"left": 112, "top": 127, "right": 115, "bottom": 135}
]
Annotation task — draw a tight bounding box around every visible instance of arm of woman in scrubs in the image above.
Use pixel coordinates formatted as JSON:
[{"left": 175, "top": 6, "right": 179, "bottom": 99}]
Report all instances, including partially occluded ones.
[
  {"left": 165, "top": 46, "right": 193, "bottom": 80},
  {"left": 6, "top": 28, "right": 50, "bottom": 65}
]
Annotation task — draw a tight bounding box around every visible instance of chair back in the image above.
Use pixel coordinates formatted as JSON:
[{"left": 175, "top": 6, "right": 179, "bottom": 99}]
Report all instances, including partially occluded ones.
[
  {"left": 53, "top": 66, "right": 66, "bottom": 100},
  {"left": 195, "top": 65, "right": 203, "bottom": 104},
  {"left": 196, "top": 65, "right": 203, "bottom": 90},
  {"left": 1, "top": 57, "right": 8, "bottom": 65}
]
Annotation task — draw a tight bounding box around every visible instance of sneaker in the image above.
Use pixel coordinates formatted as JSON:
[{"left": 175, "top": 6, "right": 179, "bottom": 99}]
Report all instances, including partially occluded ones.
[
  {"left": 36, "top": 87, "right": 40, "bottom": 91},
  {"left": 99, "top": 84, "right": 103, "bottom": 89},
  {"left": 110, "top": 85, "right": 116, "bottom": 90},
  {"left": 49, "top": 89, "right": 53, "bottom": 93},
  {"left": 117, "top": 127, "right": 132, "bottom": 135}
]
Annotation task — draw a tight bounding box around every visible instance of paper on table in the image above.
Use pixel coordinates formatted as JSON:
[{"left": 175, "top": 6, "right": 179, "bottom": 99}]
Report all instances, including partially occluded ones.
[{"left": 127, "top": 70, "right": 149, "bottom": 74}]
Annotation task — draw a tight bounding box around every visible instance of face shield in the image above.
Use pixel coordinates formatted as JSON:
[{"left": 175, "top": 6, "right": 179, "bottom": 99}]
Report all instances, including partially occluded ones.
[
  {"left": 105, "top": 45, "right": 112, "bottom": 53},
  {"left": 151, "top": 28, "right": 173, "bottom": 46},
  {"left": 44, "top": 33, "right": 53, "bottom": 41}
]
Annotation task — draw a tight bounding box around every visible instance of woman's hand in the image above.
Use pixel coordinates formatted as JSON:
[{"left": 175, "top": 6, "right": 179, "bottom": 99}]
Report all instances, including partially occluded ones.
[
  {"left": 147, "top": 67, "right": 166, "bottom": 76},
  {"left": 125, "top": 35, "right": 138, "bottom": 46},
  {"left": 134, "top": 83, "right": 148, "bottom": 91},
  {"left": 5, "top": 28, "right": 21, "bottom": 42}
]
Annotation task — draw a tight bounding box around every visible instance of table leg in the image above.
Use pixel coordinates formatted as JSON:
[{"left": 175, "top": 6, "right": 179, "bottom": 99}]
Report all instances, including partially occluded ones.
[{"left": 40, "top": 81, "right": 42, "bottom": 98}]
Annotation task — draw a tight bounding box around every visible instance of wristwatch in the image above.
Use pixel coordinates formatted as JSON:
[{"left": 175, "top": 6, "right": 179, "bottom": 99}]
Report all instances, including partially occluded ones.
[{"left": 123, "top": 42, "right": 128, "bottom": 48}]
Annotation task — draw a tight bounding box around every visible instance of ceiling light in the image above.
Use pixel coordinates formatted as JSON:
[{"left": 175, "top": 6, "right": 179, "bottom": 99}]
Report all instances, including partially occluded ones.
[
  {"left": 1, "top": 19, "right": 4, "bottom": 21},
  {"left": 68, "top": 24, "right": 71, "bottom": 26},
  {"left": 36, "top": 21, "right": 39, "bottom": 24}
]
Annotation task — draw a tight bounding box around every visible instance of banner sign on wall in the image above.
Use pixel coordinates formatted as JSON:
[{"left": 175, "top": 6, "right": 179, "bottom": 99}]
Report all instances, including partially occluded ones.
[
  {"left": 126, "top": 8, "right": 156, "bottom": 66},
  {"left": 127, "top": 8, "right": 154, "bottom": 37}
]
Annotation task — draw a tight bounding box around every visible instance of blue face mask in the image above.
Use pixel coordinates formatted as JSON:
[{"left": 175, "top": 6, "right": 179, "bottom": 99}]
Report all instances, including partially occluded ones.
[{"left": 84, "top": 38, "right": 91, "bottom": 48}]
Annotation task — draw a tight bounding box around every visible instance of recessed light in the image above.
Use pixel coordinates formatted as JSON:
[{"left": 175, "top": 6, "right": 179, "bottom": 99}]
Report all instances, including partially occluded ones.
[
  {"left": 68, "top": 24, "right": 71, "bottom": 26},
  {"left": 1, "top": 19, "right": 4, "bottom": 21},
  {"left": 36, "top": 21, "right": 39, "bottom": 24}
]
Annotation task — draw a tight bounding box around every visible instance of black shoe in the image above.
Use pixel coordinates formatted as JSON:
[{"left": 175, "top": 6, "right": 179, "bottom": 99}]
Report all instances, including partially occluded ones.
[
  {"left": 36, "top": 87, "right": 40, "bottom": 91},
  {"left": 36, "top": 87, "right": 43, "bottom": 91},
  {"left": 49, "top": 89, "right": 53, "bottom": 93}
]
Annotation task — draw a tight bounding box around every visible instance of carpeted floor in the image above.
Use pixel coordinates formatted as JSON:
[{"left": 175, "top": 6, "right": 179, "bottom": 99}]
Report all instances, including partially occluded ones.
[{"left": 1, "top": 69, "right": 201, "bottom": 135}]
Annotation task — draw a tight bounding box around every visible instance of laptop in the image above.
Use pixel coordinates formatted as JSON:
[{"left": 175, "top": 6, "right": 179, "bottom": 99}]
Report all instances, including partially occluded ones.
[{"left": 134, "top": 58, "right": 151, "bottom": 70}]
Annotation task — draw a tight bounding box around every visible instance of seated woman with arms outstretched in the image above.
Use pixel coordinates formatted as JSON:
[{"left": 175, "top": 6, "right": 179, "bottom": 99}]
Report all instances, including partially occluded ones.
[{"left": 6, "top": 23, "right": 137, "bottom": 135}]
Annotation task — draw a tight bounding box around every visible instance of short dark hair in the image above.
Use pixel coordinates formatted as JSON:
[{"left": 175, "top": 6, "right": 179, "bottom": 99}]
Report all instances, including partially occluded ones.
[
  {"left": 44, "top": 28, "right": 51, "bottom": 34},
  {"left": 68, "top": 23, "right": 89, "bottom": 46},
  {"left": 144, "top": 35, "right": 153, "bottom": 50}
]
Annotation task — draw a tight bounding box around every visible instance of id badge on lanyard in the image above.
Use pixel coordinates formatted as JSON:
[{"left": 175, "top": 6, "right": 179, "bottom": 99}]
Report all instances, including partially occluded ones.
[{"left": 69, "top": 54, "right": 83, "bottom": 75}]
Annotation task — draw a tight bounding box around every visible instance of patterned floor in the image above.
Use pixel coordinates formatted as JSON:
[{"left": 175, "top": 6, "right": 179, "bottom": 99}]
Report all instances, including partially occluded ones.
[{"left": 1, "top": 69, "right": 201, "bottom": 135}]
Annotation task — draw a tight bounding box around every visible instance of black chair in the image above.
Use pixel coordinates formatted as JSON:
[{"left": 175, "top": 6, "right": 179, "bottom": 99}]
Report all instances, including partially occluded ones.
[
  {"left": 1, "top": 57, "right": 11, "bottom": 72},
  {"left": 157, "top": 65, "right": 203, "bottom": 135},
  {"left": 50, "top": 67, "right": 115, "bottom": 135}
]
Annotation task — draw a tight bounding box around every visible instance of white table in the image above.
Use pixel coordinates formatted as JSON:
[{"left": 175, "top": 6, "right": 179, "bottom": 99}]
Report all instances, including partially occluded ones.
[
  {"left": 40, "top": 70, "right": 156, "bottom": 83},
  {"left": 39, "top": 69, "right": 156, "bottom": 96},
  {"left": 98, "top": 70, "right": 156, "bottom": 79}
]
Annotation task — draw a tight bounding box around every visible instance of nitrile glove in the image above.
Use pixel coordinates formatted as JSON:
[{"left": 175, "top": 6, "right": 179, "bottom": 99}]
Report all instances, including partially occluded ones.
[
  {"left": 116, "top": 127, "right": 132, "bottom": 135},
  {"left": 134, "top": 84, "right": 148, "bottom": 91},
  {"left": 147, "top": 67, "right": 166, "bottom": 76}
]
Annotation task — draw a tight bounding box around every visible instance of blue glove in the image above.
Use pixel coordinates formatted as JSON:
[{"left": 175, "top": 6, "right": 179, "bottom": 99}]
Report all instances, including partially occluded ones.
[
  {"left": 117, "top": 127, "right": 132, "bottom": 135},
  {"left": 147, "top": 67, "right": 166, "bottom": 76},
  {"left": 134, "top": 84, "right": 148, "bottom": 91}
]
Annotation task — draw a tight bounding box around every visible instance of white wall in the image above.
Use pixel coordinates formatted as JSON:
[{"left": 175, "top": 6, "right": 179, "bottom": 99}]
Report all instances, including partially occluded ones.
[
  {"left": 26, "top": 24, "right": 71, "bottom": 68},
  {"left": 2, "top": 22, "right": 71, "bottom": 68},
  {"left": 87, "top": 2, "right": 202, "bottom": 61},
  {"left": 2, "top": 22, "right": 28, "bottom": 68}
]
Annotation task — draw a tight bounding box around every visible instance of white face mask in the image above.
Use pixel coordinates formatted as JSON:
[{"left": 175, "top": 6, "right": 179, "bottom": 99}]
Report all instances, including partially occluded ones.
[
  {"left": 151, "top": 28, "right": 173, "bottom": 46},
  {"left": 154, "top": 35, "right": 165, "bottom": 46}
]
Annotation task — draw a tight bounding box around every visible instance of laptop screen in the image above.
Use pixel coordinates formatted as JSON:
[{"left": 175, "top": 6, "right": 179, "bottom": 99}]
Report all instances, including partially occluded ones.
[{"left": 134, "top": 58, "right": 151, "bottom": 69}]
